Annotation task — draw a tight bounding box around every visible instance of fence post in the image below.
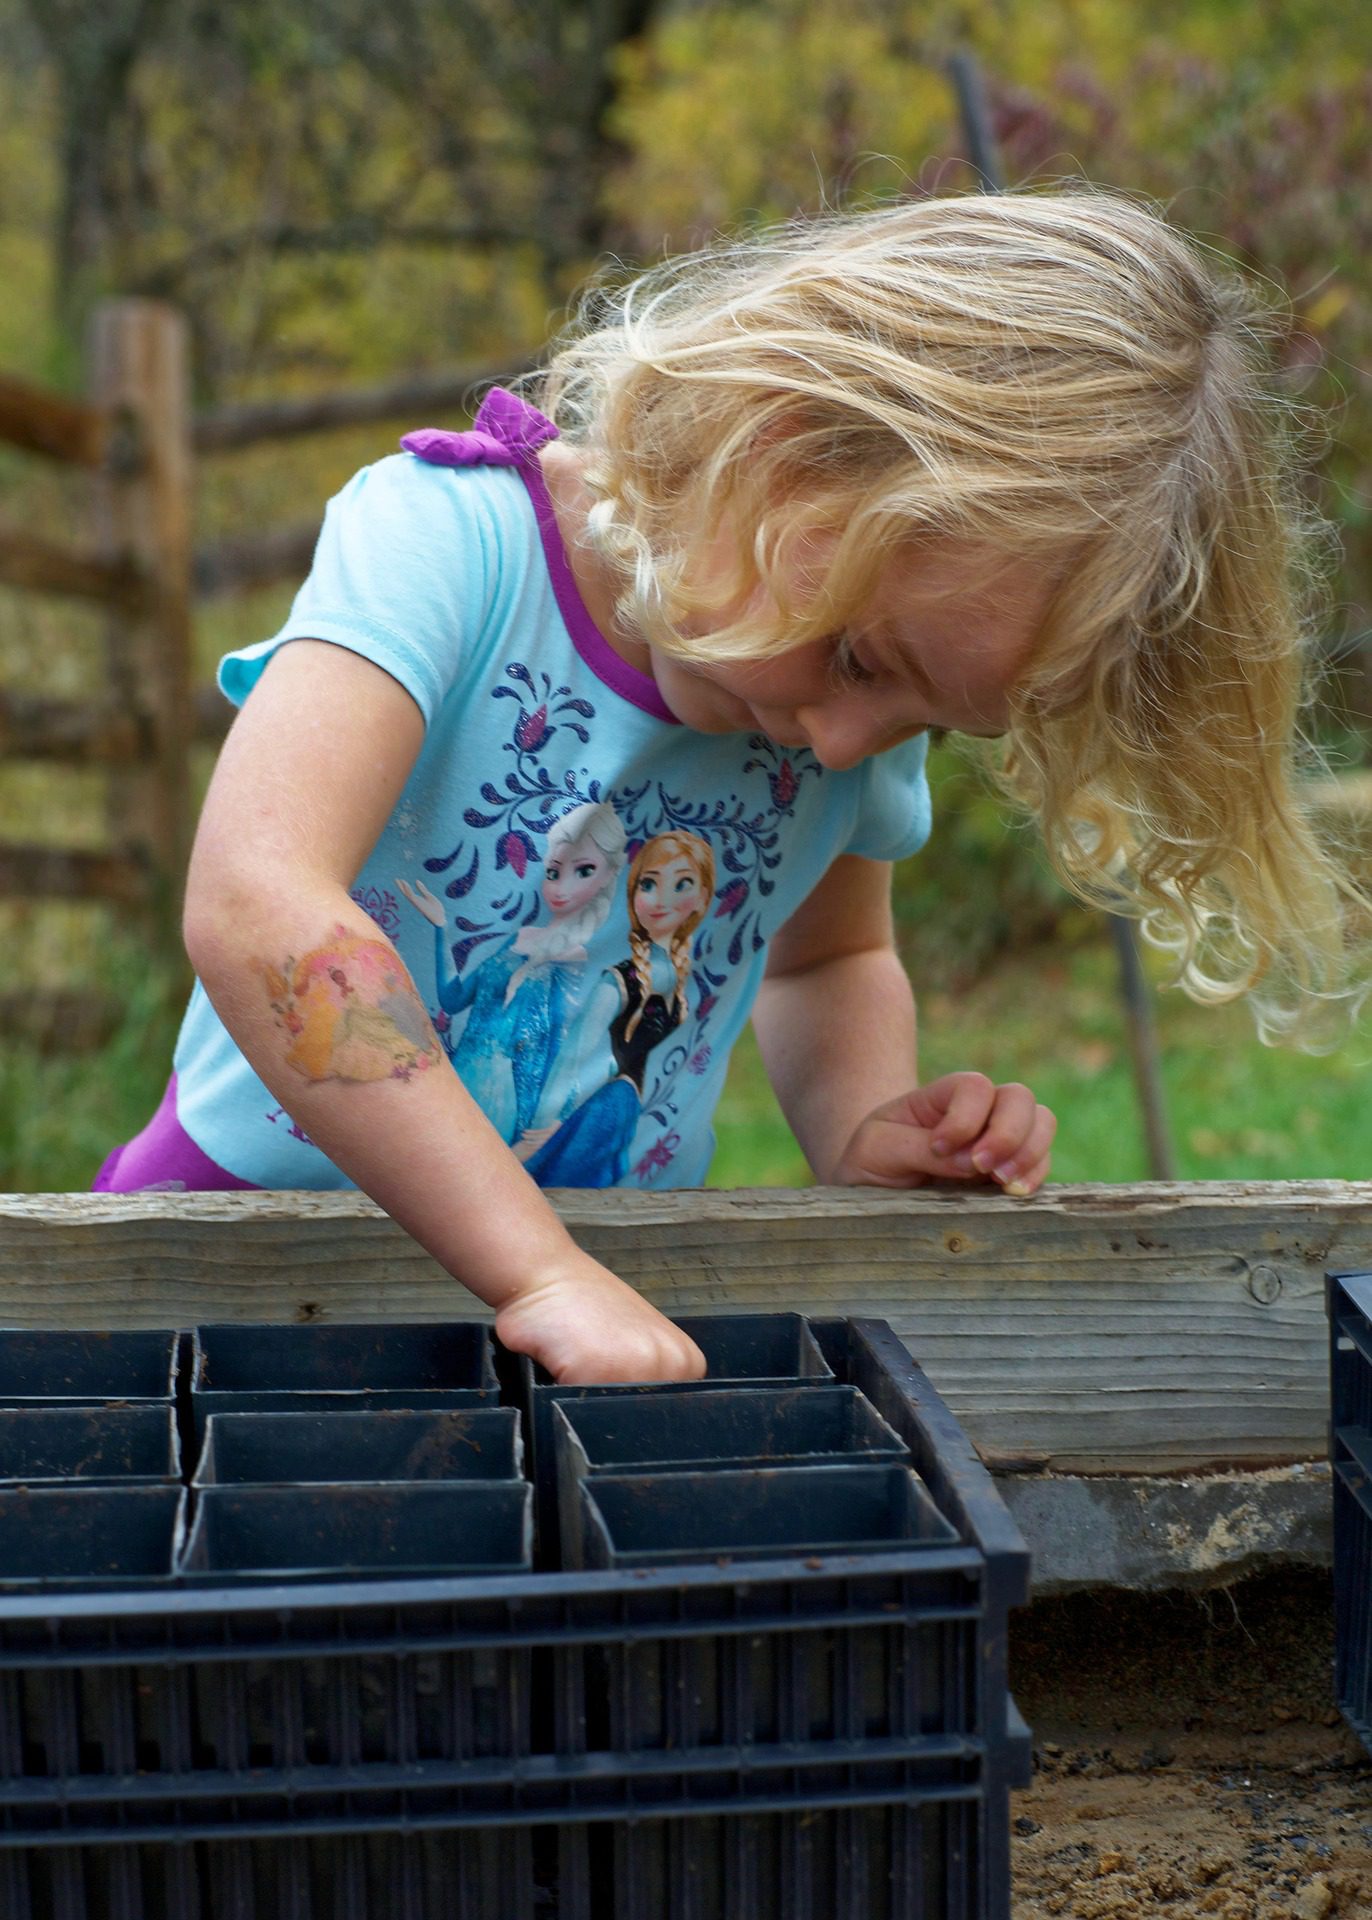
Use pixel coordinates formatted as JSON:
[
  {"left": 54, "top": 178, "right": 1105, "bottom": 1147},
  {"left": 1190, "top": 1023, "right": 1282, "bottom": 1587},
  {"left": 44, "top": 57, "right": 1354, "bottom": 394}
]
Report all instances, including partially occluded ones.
[{"left": 87, "top": 300, "right": 194, "bottom": 971}]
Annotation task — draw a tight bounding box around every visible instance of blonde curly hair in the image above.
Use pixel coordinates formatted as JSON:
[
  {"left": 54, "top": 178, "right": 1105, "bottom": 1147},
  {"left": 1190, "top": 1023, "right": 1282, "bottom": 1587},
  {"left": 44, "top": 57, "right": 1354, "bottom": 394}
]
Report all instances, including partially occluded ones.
[{"left": 526, "top": 187, "right": 1366, "bottom": 1046}]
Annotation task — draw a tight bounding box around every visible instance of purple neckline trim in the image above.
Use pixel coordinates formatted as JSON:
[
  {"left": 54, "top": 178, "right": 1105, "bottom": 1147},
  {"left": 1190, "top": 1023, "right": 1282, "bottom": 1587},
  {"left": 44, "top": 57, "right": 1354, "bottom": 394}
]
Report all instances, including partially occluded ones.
[{"left": 402, "top": 391, "right": 678, "bottom": 727}]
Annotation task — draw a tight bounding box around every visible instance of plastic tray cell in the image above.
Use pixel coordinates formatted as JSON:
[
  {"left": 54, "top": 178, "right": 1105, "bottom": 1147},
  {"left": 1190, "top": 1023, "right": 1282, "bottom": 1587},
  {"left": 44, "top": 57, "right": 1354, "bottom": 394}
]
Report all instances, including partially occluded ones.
[
  {"left": 180, "top": 1481, "right": 534, "bottom": 1580},
  {"left": 0, "top": 1406, "right": 179, "bottom": 1486},
  {"left": 194, "top": 1406, "right": 522, "bottom": 1487},
  {"left": 576, "top": 1463, "right": 959, "bottom": 1570},
  {"left": 188, "top": 1320, "right": 499, "bottom": 1433},
  {"left": 0, "top": 1485, "right": 184, "bottom": 1587},
  {"left": 0, "top": 1330, "right": 178, "bottom": 1406}
]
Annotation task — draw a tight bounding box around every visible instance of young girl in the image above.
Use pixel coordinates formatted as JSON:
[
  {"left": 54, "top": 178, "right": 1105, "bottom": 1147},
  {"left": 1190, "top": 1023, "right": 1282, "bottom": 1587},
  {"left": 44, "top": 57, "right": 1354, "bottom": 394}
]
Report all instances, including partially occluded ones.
[{"left": 96, "top": 188, "right": 1360, "bottom": 1386}]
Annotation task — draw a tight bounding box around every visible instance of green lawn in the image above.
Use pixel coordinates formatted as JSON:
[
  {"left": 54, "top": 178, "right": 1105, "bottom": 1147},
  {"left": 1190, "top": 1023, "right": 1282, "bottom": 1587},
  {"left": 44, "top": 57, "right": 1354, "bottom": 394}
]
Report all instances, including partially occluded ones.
[{"left": 709, "top": 935, "right": 1372, "bottom": 1189}]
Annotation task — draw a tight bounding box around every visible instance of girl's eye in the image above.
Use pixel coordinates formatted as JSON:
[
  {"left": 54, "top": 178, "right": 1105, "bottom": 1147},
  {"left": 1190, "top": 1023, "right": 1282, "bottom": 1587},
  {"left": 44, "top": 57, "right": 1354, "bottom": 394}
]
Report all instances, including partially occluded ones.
[
  {"left": 674, "top": 877, "right": 694, "bottom": 895},
  {"left": 545, "top": 863, "right": 561, "bottom": 880},
  {"left": 832, "top": 636, "right": 877, "bottom": 688},
  {"left": 574, "top": 863, "right": 597, "bottom": 880}
]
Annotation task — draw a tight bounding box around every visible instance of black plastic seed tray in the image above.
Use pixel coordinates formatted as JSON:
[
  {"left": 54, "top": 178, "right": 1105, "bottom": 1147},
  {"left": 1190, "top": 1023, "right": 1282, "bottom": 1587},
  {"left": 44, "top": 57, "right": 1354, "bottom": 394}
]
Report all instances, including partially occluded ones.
[
  {"left": 189, "top": 1321, "right": 498, "bottom": 1434},
  {"left": 0, "top": 1485, "right": 185, "bottom": 1586},
  {"left": 0, "top": 1329, "right": 177, "bottom": 1405},
  {"left": 551, "top": 1383, "right": 907, "bottom": 1568},
  {"left": 180, "top": 1480, "right": 534, "bottom": 1579},
  {"left": 0, "top": 1406, "right": 179, "bottom": 1486},
  {"left": 194, "top": 1406, "right": 522, "bottom": 1487},
  {"left": 0, "top": 1315, "right": 1028, "bottom": 1920},
  {"left": 1328, "top": 1269, "right": 1372, "bottom": 1754}
]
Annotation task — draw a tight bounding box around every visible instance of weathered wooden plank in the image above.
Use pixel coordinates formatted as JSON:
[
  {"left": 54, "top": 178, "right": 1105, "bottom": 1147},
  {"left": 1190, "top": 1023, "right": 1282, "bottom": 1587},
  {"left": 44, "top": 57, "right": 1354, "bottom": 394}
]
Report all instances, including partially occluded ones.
[{"left": 2, "top": 1183, "right": 1365, "bottom": 1474}]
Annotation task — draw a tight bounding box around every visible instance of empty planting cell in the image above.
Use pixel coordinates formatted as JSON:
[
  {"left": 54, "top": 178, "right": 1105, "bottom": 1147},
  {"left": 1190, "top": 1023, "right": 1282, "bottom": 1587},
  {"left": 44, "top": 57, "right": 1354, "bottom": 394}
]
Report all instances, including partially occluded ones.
[
  {"left": 670, "top": 1314, "right": 834, "bottom": 1381},
  {"left": 194, "top": 1406, "right": 522, "bottom": 1487},
  {"left": 578, "top": 1463, "right": 959, "bottom": 1570},
  {"left": 0, "top": 1405, "right": 179, "bottom": 1484},
  {"left": 190, "top": 1321, "right": 498, "bottom": 1430},
  {"left": 0, "top": 1485, "right": 183, "bottom": 1584},
  {"left": 180, "top": 1481, "right": 533, "bottom": 1579},
  {"left": 0, "top": 1330, "right": 177, "bottom": 1405},
  {"left": 554, "top": 1382, "right": 904, "bottom": 1472}
]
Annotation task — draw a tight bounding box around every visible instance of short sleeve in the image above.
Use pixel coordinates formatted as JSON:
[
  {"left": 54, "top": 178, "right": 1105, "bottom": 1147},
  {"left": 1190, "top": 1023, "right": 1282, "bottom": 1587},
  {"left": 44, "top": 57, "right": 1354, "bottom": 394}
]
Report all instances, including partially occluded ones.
[
  {"left": 844, "top": 732, "right": 933, "bottom": 862},
  {"left": 217, "top": 454, "right": 499, "bottom": 724}
]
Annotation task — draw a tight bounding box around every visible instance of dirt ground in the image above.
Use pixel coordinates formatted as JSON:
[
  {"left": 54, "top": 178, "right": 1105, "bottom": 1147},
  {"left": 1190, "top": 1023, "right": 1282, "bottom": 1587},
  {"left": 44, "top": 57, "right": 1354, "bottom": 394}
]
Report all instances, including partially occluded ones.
[{"left": 1009, "top": 1569, "right": 1372, "bottom": 1919}]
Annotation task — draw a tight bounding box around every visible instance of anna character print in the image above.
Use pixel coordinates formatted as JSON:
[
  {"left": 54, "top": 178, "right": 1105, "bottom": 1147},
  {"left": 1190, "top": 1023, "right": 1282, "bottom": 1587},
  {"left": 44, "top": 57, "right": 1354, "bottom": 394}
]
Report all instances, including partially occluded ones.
[{"left": 522, "top": 829, "right": 716, "bottom": 1189}]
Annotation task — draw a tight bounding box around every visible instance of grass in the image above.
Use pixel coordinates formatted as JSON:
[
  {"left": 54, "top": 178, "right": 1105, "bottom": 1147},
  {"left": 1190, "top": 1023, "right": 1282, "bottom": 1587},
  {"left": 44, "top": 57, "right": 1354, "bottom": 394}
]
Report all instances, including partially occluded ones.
[
  {"left": 6, "top": 925, "right": 1370, "bottom": 1193},
  {"left": 709, "top": 932, "right": 1372, "bottom": 1189}
]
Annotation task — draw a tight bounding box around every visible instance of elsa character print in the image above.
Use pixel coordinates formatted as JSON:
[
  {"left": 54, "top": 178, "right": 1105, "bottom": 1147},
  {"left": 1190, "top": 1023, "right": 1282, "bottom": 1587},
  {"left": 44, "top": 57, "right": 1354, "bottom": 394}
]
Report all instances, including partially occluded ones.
[
  {"left": 396, "top": 801, "right": 627, "bottom": 1145},
  {"left": 522, "top": 829, "right": 716, "bottom": 1189}
]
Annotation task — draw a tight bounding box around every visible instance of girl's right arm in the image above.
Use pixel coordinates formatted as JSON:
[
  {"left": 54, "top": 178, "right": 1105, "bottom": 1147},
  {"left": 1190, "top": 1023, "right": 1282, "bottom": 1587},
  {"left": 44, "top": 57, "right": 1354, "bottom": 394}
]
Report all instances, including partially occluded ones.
[{"left": 184, "top": 638, "right": 704, "bottom": 1386}]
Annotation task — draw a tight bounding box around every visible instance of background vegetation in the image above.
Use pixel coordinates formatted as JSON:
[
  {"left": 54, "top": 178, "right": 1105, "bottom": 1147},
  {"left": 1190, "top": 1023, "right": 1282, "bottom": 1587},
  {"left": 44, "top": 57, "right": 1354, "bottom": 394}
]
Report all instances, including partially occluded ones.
[{"left": 1, "top": 0, "right": 1368, "bottom": 1191}]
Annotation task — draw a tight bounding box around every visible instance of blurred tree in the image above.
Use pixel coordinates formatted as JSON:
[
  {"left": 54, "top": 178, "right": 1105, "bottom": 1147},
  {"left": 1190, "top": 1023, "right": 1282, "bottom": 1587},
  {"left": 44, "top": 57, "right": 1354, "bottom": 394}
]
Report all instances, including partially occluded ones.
[
  {"left": 14, "top": 0, "right": 175, "bottom": 341},
  {"left": 8, "top": 0, "right": 668, "bottom": 384}
]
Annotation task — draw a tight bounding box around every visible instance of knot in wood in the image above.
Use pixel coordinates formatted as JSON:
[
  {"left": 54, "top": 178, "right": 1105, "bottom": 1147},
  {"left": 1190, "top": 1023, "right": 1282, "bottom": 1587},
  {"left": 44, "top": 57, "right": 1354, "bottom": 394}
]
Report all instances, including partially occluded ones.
[
  {"left": 1247, "top": 1264, "right": 1283, "bottom": 1305},
  {"left": 944, "top": 1232, "right": 967, "bottom": 1255}
]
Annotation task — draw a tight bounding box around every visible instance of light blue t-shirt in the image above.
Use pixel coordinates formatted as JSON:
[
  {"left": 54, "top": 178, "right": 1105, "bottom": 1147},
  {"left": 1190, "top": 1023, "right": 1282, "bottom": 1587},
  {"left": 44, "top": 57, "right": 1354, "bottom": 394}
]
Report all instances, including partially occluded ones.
[{"left": 173, "top": 391, "right": 931, "bottom": 1189}]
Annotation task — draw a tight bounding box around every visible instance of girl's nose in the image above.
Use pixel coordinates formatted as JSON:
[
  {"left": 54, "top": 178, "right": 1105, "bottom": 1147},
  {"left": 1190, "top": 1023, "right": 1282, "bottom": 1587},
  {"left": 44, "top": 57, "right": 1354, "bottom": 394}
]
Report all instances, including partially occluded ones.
[{"left": 796, "top": 702, "right": 883, "bottom": 772}]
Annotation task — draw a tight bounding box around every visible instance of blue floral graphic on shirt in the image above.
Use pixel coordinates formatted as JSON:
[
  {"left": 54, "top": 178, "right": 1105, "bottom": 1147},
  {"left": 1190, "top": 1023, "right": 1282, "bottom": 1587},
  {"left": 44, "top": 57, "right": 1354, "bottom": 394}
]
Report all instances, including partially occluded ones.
[{"left": 403, "top": 657, "right": 825, "bottom": 1182}]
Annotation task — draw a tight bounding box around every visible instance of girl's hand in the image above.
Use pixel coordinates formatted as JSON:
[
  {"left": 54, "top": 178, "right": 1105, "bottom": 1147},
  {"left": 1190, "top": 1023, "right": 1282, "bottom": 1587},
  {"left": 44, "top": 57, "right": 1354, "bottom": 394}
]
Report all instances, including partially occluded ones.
[
  {"left": 495, "top": 1253, "right": 708, "bottom": 1384},
  {"left": 396, "top": 877, "right": 446, "bottom": 927},
  {"left": 832, "top": 1072, "right": 1056, "bottom": 1197}
]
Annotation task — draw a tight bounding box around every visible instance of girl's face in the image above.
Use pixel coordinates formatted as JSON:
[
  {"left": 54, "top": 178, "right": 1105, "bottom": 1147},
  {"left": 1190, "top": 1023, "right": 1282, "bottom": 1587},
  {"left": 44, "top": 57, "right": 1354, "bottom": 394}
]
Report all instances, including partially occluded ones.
[
  {"left": 633, "top": 853, "right": 706, "bottom": 941},
  {"left": 543, "top": 836, "right": 610, "bottom": 917},
  {"left": 650, "top": 539, "right": 1061, "bottom": 771}
]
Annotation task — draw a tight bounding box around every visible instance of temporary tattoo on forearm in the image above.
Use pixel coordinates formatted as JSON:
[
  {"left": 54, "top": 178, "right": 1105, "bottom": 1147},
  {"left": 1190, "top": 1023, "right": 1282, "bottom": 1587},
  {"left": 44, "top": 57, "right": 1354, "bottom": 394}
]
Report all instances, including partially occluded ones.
[{"left": 259, "top": 926, "right": 441, "bottom": 1085}]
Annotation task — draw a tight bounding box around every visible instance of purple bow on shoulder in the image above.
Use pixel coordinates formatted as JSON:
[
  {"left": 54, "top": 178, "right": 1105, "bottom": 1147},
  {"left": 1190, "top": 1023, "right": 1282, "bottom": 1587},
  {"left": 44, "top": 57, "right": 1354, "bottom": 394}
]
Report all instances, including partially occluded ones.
[{"left": 400, "top": 389, "right": 558, "bottom": 468}]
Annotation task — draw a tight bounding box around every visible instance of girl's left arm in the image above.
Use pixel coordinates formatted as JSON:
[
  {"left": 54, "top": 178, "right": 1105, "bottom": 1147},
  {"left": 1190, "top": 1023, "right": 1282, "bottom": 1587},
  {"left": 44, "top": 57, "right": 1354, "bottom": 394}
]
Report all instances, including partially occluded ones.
[{"left": 752, "top": 855, "right": 1055, "bottom": 1193}]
